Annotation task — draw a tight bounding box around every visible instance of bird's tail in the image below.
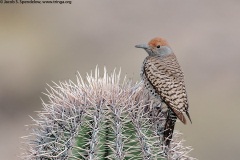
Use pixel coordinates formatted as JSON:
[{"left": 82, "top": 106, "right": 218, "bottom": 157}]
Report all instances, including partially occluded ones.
[
  {"left": 186, "top": 110, "right": 192, "bottom": 124},
  {"left": 163, "top": 109, "right": 177, "bottom": 147}
]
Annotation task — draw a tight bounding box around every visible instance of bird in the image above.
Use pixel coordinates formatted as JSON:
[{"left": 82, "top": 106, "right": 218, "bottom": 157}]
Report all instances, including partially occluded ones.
[{"left": 135, "top": 37, "right": 192, "bottom": 147}]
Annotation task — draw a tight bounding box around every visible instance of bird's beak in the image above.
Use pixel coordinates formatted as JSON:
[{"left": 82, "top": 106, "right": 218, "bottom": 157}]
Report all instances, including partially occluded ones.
[{"left": 135, "top": 44, "right": 149, "bottom": 49}]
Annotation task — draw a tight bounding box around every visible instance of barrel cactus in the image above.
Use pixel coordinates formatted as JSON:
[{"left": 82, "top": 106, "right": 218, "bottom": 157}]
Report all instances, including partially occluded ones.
[{"left": 21, "top": 67, "right": 196, "bottom": 160}]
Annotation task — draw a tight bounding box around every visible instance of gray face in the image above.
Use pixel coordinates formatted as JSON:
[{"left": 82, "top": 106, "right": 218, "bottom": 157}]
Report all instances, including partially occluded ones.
[{"left": 135, "top": 44, "right": 173, "bottom": 56}]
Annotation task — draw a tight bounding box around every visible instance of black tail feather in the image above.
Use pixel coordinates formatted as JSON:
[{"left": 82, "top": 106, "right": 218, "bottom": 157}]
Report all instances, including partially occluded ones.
[
  {"left": 163, "top": 118, "right": 175, "bottom": 146},
  {"left": 186, "top": 110, "right": 192, "bottom": 124},
  {"left": 163, "top": 109, "right": 177, "bottom": 147}
]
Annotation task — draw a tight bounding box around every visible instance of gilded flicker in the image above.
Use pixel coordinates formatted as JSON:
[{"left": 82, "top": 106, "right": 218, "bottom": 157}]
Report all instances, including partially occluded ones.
[{"left": 135, "top": 37, "right": 192, "bottom": 147}]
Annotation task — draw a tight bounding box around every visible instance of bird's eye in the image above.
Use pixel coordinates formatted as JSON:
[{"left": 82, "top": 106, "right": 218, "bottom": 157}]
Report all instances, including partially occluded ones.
[{"left": 157, "top": 45, "right": 160, "bottom": 48}]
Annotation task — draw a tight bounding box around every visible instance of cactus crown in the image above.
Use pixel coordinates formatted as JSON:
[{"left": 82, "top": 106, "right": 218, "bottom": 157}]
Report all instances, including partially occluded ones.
[{"left": 21, "top": 67, "right": 196, "bottom": 160}]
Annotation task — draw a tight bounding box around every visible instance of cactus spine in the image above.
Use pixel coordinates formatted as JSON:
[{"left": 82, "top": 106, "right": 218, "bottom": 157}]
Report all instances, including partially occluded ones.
[{"left": 21, "top": 67, "right": 196, "bottom": 160}]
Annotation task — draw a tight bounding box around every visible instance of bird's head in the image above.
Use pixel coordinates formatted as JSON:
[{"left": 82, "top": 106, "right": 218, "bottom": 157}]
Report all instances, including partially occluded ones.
[{"left": 135, "top": 37, "right": 173, "bottom": 56}]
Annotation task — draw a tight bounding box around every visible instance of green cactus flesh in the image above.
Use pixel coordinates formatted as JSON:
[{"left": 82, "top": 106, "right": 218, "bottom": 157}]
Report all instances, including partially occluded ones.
[{"left": 21, "top": 68, "right": 195, "bottom": 160}]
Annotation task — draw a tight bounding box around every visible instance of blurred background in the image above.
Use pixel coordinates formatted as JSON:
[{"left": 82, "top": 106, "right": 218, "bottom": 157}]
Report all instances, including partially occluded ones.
[{"left": 0, "top": 0, "right": 240, "bottom": 159}]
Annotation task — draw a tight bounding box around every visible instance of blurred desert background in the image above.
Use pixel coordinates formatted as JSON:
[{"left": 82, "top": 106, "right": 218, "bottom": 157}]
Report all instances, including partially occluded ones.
[{"left": 1, "top": 0, "right": 240, "bottom": 159}]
